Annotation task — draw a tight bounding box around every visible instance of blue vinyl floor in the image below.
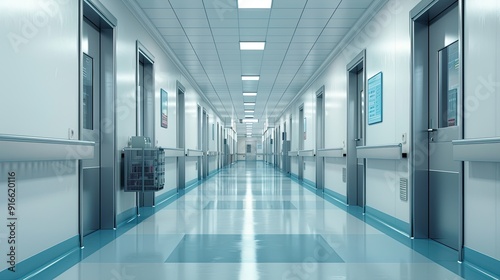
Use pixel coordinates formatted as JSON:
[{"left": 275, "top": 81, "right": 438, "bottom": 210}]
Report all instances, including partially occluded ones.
[{"left": 36, "top": 161, "right": 496, "bottom": 279}]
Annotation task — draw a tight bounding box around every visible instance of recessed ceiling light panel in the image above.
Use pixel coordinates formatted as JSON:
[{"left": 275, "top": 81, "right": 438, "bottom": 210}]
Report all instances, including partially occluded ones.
[
  {"left": 242, "top": 76, "right": 260, "bottom": 81},
  {"left": 238, "top": 0, "right": 272, "bottom": 8},
  {"left": 244, "top": 102, "right": 256, "bottom": 106},
  {"left": 240, "top": 42, "right": 265, "bottom": 50},
  {"left": 243, "top": 92, "right": 257, "bottom": 96},
  {"left": 242, "top": 119, "right": 259, "bottom": 123}
]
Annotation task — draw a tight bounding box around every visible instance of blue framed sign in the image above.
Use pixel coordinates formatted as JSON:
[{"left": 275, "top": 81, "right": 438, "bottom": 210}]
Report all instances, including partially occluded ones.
[{"left": 367, "top": 72, "right": 383, "bottom": 125}]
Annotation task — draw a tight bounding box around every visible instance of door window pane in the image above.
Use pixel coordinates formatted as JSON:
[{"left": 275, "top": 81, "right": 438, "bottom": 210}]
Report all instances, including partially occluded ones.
[
  {"left": 438, "top": 41, "right": 459, "bottom": 128},
  {"left": 83, "top": 54, "right": 93, "bottom": 130}
]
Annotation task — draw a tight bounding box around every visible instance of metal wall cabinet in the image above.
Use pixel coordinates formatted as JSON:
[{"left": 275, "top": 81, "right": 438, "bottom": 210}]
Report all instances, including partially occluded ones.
[{"left": 124, "top": 148, "right": 165, "bottom": 192}]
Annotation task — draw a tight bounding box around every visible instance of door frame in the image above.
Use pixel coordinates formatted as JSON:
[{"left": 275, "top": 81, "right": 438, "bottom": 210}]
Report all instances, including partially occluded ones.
[
  {"left": 79, "top": 0, "right": 117, "bottom": 246},
  {"left": 176, "top": 81, "right": 186, "bottom": 190},
  {"left": 316, "top": 86, "right": 325, "bottom": 191},
  {"left": 298, "top": 105, "right": 305, "bottom": 181},
  {"left": 410, "top": 0, "right": 464, "bottom": 260},
  {"left": 346, "top": 50, "right": 366, "bottom": 209},
  {"left": 136, "top": 40, "right": 155, "bottom": 207}
]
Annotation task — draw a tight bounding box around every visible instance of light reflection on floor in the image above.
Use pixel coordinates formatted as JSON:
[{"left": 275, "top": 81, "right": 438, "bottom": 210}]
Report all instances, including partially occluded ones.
[{"left": 53, "top": 161, "right": 473, "bottom": 280}]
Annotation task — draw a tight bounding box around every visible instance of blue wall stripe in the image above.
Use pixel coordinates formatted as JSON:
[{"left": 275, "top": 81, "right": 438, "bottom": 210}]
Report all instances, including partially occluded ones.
[
  {"left": 302, "top": 178, "right": 316, "bottom": 189},
  {"left": 324, "top": 189, "right": 347, "bottom": 204},
  {"left": 185, "top": 178, "right": 199, "bottom": 189},
  {"left": 464, "top": 247, "right": 500, "bottom": 278},
  {"left": 116, "top": 206, "right": 137, "bottom": 228},
  {"left": 155, "top": 188, "right": 178, "bottom": 205},
  {"left": 365, "top": 206, "right": 410, "bottom": 236},
  {"left": 0, "top": 235, "right": 79, "bottom": 279},
  {"left": 290, "top": 173, "right": 298, "bottom": 180}
]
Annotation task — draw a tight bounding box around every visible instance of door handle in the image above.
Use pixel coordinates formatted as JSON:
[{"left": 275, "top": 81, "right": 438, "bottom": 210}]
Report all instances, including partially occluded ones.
[
  {"left": 427, "top": 128, "right": 437, "bottom": 132},
  {"left": 354, "top": 138, "right": 361, "bottom": 141}
]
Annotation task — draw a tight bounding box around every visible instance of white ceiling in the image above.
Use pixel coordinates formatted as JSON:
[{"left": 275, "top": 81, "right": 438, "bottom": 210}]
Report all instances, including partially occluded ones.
[{"left": 131, "top": 0, "right": 379, "bottom": 135}]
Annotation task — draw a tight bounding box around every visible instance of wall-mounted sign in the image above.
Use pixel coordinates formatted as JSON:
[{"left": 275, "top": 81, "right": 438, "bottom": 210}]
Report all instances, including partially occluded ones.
[
  {"left": 160, "top": 88, "right": 168, "bottom": 128},
  {"left": 367, "top": 72, "right": 383, "bottom": 125}
]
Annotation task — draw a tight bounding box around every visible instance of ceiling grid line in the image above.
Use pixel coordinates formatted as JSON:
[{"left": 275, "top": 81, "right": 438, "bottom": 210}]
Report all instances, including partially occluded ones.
[
  {"left": 167, "top": 0, "right": 231, "bottom": 116},
  {"left": 268, "top": 0, "right": 345, "bottom": 118},
  {"left": 259, "top": 0, "right": 310, "bottom": 122},
  {"left": 133, "top": 0, "right": 382, "bottom": 135}
]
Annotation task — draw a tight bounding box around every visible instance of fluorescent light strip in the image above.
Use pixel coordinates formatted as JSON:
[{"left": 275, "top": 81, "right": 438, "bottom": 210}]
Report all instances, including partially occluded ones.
[
  {"left": 243, "top": 92, "right": 257, "bottom": 97},
  {"left": 245, "top": 110, "right": 254, "bottom": 113},
  {"left": 242, "top": 76, "right": 259, "bottom": 81},
  {"left": 242, "top": 119, "right": 259, "bottom": 123},
  {"left": 240, "top": 42, "right": 265, "bottom": 50},
  {"left": 244, "top": 102, "right": 256, "bottom": 106},
  {"left": 238, "top": 0, "right": 272, "bottom": 8}
]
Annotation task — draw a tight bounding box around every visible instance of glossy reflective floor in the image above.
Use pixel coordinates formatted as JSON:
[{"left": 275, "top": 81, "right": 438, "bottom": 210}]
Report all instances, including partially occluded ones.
[{"left": 48, "top": 161, "right": 491, "bottom": 279}]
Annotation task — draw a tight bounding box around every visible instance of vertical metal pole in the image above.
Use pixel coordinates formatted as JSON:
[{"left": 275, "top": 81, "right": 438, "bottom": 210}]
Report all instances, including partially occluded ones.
[
  {"left": 457, "top": 0, "right": 465, "bottom": 262},
  {"left": 78, "top": 0, "right": 84, "bottom": 248}
]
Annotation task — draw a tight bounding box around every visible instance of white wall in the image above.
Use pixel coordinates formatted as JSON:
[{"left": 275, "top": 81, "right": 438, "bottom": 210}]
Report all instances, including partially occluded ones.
[
  {"left": 0, "top": 0, "right": 79, "bottom": 272},
  {"left": 0, "top": 0, "right": 224, "bottom": 272},
  {"left": 98, "top": 0, "right": 223, "bottom": 213},
  {"left": 277, "top": 0, "right": 416, "bottom": 228},
  {"left": 463, "top": 0, "right": 500, "bottom": 263}
]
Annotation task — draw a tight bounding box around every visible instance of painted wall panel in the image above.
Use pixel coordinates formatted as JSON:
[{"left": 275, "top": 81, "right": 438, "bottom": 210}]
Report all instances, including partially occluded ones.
[
  {"left": 278, "top": 0, "right": 419, "bottom": 225},
  {"left": 0, "top": 0, "right": 79, "bottom": 139},
  {"left": 98, "top": 0, "right": 223, "bottom": 215},
  {"left": 0, "top": 161, "right": 78, "bottom": 272},
  {"left": 277, "top": 0, "right": 415, "bottom": 229},
  {"left": 464, "top": 162, "right": 497, "bottom": 259},
  {"left": 463, "top": 0, "right": 500, "bottom": 264},
  {"left": 0, "top": 0, "right": 80, "bottom": 272},
  {"left": 155, "top": 157, "right": 177, "bottom": 199},
  {"left": 324, "top": 158, "right": 347, "bottom": 197},
  {"left": 303, "top": 157, "right": 316, "bottom": 184}
]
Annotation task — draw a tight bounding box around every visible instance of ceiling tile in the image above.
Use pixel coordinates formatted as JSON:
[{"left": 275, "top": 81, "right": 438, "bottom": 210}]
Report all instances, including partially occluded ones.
[
  {"left": 270, "top": 9, "right": 303, "bottom": 18},
  {"left": 272, "top": 0, "right": 307, "bottom": 9},
  {"left": 239, "top": 18, "right": 269, "bottom": 28},
  {"left": 143, "top": 8, "right": 176, "bottom": 18},
  {"left": 135, "top": 0, "right": 373, "bottom": 134}
]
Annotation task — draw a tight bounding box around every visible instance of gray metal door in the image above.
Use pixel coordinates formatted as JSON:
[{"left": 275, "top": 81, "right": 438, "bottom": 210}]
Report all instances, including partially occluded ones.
[
  {"left": 428, "top": 4, "right": 460, "bottom": 250},
  {"left": 177, "top": 84, "right": 185, "bottom": 190},
  {"left": 356, "top": 70, "right": 365, "bottom": 206},
  {"left": 203, "top": 111, "right": 209, "bottom": 178},
  {"left": 298, "top": 107, "right": 304, "bottom": 181},
  {"left": 316, "top": 88, "right": 325, "bottom": 191},
  {"left": 82, "top": 19, "right": 100, "bottom": 236},
  {"left": 347, "top": 52, "right": 365, "bottom": 207},
  {"left": 246, "top": 142, "right": 256, "bottom": 161}
]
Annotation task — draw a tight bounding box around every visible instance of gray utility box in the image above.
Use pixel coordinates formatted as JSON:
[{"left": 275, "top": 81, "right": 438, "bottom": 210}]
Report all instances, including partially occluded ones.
[{"left": 123, "top": 147, "right": 165, "bottom": 192}]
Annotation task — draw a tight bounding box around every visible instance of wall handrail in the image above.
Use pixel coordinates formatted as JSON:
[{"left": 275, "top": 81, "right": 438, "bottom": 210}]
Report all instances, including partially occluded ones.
[
  {"left": 0, "top": 134, "right": 95, "bottom": 162},
  {"left": 298, "top": 149, "right": 315, "bottom": 157},
  {"left": 452, "top": 137, "right": 500, "bottom": 162},
  {"left": 161, "top": 147, "right": 185, "bottom": 157},
  {"left": 356, "top": 143, "right": 402, "bottom": 160},
  {"left": 317, "top": 148, "right": 345, "bottom": 158},
  {"left": 288, "top": 151, "right": 299, "bottom": 156},
  {"left": 186, "top": 149, "right": 203, "bottom": 157}
]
